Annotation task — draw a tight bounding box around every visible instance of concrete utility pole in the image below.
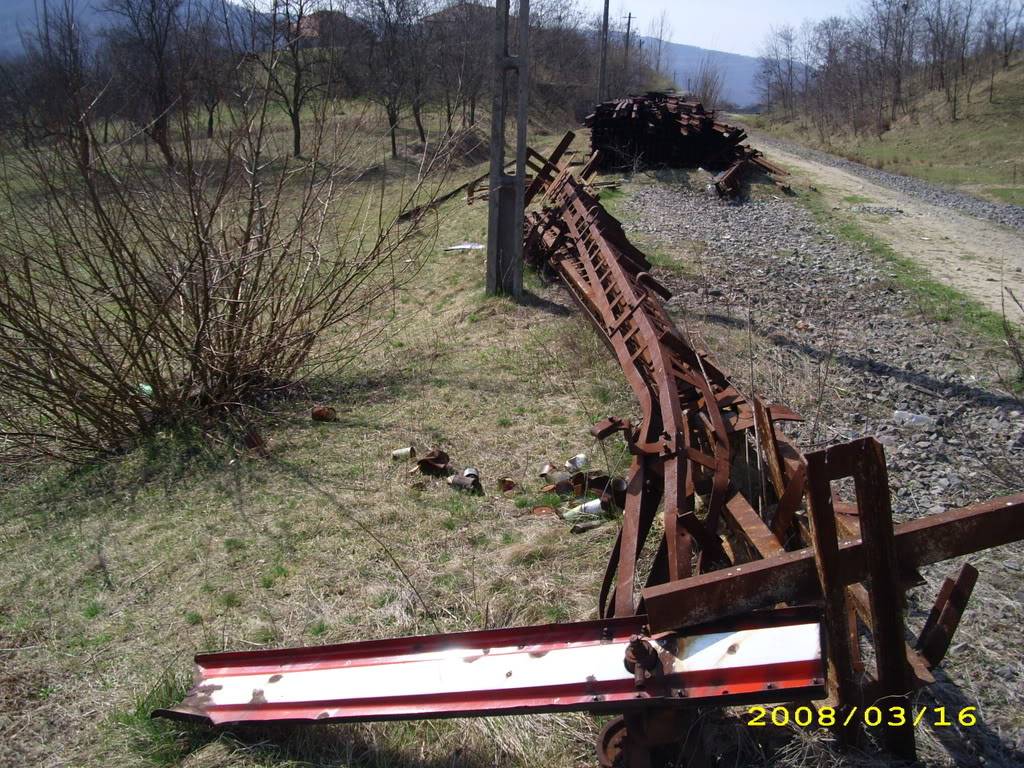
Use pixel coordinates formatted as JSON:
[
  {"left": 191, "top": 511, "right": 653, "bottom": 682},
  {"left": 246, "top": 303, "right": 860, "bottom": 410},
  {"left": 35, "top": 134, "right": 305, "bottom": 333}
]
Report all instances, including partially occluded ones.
[
  {"left": 486, "top": 0, "right": 530, "bottom": 299},
  {"left": 597, "top": 0, "right": 609, "bottom": 103},
  {"left": 623, "top": 12, "right": 634, "bottom": 93}
]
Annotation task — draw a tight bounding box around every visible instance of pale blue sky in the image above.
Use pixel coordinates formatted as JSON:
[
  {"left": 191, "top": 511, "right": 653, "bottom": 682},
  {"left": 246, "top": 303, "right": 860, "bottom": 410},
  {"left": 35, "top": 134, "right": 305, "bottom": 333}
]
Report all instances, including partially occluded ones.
[{"left": 576, "top": 0, "right": 857, "bottom": 57}]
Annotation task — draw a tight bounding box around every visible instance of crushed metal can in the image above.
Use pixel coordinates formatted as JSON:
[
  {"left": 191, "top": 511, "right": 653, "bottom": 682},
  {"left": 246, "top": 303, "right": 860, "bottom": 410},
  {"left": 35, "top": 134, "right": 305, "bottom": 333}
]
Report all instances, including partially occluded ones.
[
  {"left": 542, "top": 471, "right": 574, "bottom": 496},
  {"left": 415, "top": 448, "right": 451, "bottom": 476},
  {"left": 565, "top": 453, "right": 588, "bottom": 472},
  {"left": 448, "top": 474, "right": 483, "bottom": 494}
]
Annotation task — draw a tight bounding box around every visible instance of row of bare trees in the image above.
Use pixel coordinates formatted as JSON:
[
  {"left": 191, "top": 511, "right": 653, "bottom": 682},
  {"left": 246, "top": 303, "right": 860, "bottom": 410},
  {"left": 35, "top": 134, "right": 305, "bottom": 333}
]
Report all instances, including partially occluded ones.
[
  {"left": 0, "top": 0, "right": 665, "bottom": 164},
  {"left": 758, "top": 0, "right": 1023, "bottom": 135}
]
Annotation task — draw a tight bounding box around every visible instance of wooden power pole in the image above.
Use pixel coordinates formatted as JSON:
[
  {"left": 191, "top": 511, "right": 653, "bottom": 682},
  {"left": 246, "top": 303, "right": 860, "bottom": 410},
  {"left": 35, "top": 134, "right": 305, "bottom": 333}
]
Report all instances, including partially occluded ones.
[
  {"left": 623, "top": 12, "right": 633, "bottom": 93},
  {"left": 598, "top": 0, "right": 609, "bottom": 103},
  {"left": 486, "top": 0, "right": 530, "bottom": 299}
]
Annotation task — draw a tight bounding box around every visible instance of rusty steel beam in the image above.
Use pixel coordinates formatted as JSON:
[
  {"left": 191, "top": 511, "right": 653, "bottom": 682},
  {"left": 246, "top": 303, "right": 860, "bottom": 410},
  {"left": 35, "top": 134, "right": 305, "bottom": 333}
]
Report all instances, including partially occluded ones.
[
  {"left": 524, "top": 134, "right": 809, "bottom": 621},
  {"left": 642, "top": 493, "right": 1024, "bottom": 633},
  {"left": 917, "top": 563, "right": 980, "bottom": 667},
  {"left": 156, "top": 609, "right": 825, "bottom": 726}
]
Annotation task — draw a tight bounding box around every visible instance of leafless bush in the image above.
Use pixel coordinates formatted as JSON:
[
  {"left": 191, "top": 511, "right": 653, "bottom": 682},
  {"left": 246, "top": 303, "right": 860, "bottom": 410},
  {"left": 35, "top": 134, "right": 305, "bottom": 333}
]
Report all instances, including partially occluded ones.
[
  {"left": 693, "top": 54, "right": 725, "bottom": 110},
  {"left": 0, "top": 71, "right": 445, "bottom": 461}
]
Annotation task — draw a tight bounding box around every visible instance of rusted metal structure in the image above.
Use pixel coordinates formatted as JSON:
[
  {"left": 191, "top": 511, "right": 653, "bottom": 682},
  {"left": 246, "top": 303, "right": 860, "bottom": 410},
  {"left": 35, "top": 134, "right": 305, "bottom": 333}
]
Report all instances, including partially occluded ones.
[
  {"left": 520, "top": 133, "right": 1024, "bottom": 762},
  {"left": 157, "top": 134, "right": 1024, "bottom": 767},
  {"left": 584, "top": 92, "right": 785, "bottom": 195}
]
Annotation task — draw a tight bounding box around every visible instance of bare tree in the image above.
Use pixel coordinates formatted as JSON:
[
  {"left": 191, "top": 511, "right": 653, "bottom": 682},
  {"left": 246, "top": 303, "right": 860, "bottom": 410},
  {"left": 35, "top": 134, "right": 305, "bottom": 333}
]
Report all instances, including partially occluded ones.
[
  {"left": 994, "top": 0, "right": 1023, "bottom": 66},
  {"left": 693, "top": 53, "right": 724, "bottom": 109},
  {"left": 188, "top": 2, "right": 236, "bottom": 139},
  {"left": 246, "top": 0, "right": 340, "bottom": 158},
  {"left": 105, "top": 0, "right": 184, "bottom": 168},
  {"left": 758, "top": 25, "right": 798, "bottom": 117},
  {"left": 356, "top": 0, "right": 420, "bottom": 159},
  {"left": 18, "top": 0, "right": 97, "bottom": 170},
  {"left": 426, "top": 0, "right": 490, "bottom": 132},
  {"left": 647, "top": 9, "right": 672, "bottom": 74}
]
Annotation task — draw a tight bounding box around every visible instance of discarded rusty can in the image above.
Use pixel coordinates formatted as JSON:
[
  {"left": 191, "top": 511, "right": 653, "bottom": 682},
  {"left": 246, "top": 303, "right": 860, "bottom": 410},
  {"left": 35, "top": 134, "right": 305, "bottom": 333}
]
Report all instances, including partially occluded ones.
[
  {"left": 416, "top": 448, "right": 451, "bottom": 475},
  {"left": 391, "top": 446, "right": 417, "bottom": 460},
  {"left": 543, "top": 471, "right": 574, "bottom": 496},
  {"left": 565, "top": 454, "right": 588, "bottom": 472},
  {"left": 448, "top": 474, "right": 482, "bottom": 494},
  {"left": 498, "top": 477, "right": 518, "bottom": 492},
  {"left": 243, "top": 427, "right": 269, "bottom": 457},
  {"left": 539, "top": 462, "right": 557, "bottom": 478},
  {"left": 311, "top": 405, "right": 338, "bottom": 422},
  {"left": 571, "top": 471, "right": 611, "bottom": 497}
]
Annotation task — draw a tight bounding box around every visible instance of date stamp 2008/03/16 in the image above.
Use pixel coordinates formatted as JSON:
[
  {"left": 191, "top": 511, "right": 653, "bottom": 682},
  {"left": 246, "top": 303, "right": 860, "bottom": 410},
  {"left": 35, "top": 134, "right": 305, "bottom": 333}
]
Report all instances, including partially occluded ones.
[{"left": 747, "top": 705, "right": 979, "bottom": 729}]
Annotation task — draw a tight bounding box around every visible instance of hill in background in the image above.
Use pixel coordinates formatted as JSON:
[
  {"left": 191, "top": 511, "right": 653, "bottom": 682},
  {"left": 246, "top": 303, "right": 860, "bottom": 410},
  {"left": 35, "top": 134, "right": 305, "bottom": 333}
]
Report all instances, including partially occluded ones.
[
  {"left": 646, "top": 36, "right": 763, "bottom": 108},
  {"left": 746, "top": 59, "right": 1024, "bottom": 205},
  {"left": 0, "top": 3, "right": 766, "bottom": 112},
  {"left": 0, "top": 0, "right": 106, "bottom": 56}
]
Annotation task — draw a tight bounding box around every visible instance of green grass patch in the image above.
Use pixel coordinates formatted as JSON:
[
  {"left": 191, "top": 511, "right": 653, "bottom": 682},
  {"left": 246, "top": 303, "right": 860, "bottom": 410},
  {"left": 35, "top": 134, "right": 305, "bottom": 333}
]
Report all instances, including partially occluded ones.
[
  {"left": 842, "top": 194, "right": 875, "bottom": 204},
  {"left": 113, "top": 673, "right": 210, "bottom": 767},
  {"left": 513, "top": 492, "right": 563, "bottom": 510},
  {"left": 309, "top": 619, "right": 329, "bottom": 637},
  {"left": 986, "top": 186, "right": 1024, "bottom": 206}
]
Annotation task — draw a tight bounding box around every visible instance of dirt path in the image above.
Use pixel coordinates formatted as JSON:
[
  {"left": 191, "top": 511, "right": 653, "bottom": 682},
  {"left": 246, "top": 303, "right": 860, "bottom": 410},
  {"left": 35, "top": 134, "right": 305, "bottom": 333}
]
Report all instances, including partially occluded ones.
[{"left": 761, "top": 141, "right": 1024, "bottom": 317}]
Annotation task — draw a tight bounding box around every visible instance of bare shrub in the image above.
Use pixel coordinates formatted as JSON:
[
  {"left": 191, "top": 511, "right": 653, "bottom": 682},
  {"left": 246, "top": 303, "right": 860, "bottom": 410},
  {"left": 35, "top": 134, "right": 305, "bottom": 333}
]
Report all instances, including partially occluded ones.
[
  {"left": 0, "top": 71, "right": 444, "bottom": 461},
  {"left": 693, "top": 54, "right": 725, "bottom": 110}
]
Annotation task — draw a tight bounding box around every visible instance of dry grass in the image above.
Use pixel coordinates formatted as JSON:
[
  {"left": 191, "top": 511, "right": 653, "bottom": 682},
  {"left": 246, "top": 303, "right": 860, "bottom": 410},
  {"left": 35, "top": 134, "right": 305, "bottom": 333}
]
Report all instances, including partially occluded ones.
[{"left": 0, "top": 118, "right": 641, "bottom": 766}]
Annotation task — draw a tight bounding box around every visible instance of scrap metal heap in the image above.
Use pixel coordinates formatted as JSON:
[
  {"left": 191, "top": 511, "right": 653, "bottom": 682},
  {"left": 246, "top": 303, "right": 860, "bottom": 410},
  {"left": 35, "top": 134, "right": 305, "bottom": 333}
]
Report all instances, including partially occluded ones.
[
  {"left": 157, "top": 134, "right": 1024, "bottom": 768},
  {"left": 584, "top": 92, "right": 786, "bottom": 195}
]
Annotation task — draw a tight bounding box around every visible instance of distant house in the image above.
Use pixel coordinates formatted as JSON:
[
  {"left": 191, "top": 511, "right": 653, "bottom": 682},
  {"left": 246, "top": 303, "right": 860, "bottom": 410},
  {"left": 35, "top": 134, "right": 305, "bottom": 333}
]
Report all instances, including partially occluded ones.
[
  {"left": 422, "top": 1, "right": 496, "bottom": 29},
  {"left": 295, "top": 10, "right": 372, "bottom": 49}
]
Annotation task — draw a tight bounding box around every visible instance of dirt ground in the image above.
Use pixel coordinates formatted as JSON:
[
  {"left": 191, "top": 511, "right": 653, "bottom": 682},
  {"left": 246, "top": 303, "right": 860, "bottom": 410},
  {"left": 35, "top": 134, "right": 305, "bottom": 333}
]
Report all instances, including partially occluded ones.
[{"left": 758, "top": 141, "right": 1024, "bottom": 317}]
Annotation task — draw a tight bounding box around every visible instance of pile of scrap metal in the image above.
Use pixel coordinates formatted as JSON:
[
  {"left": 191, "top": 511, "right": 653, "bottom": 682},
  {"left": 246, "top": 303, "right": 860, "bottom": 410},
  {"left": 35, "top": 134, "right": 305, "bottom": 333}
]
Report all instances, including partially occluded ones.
[
  {"left": 156, "top": 133, "right": 1024, "bottom": 768},
  {"left": 584, "top": 91, "right": 786, "bottom": 196}
]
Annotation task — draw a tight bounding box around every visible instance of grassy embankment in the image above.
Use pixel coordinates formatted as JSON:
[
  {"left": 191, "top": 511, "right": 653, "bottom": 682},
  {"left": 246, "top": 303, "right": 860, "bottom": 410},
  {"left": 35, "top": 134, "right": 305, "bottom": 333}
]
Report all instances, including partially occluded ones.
[
  {"left": 742, "top": 58, "right": 1024, "bottom": 206},
  {"left": 0, "top": 110, "right": 640, "bottom": 767}
]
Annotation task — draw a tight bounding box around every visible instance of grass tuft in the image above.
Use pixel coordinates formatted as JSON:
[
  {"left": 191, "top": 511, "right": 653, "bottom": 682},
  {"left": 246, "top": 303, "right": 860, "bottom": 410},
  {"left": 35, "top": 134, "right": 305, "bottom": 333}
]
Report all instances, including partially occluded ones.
[{"left": 113, "top": 673, "right": 210, "bottom": 767}]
